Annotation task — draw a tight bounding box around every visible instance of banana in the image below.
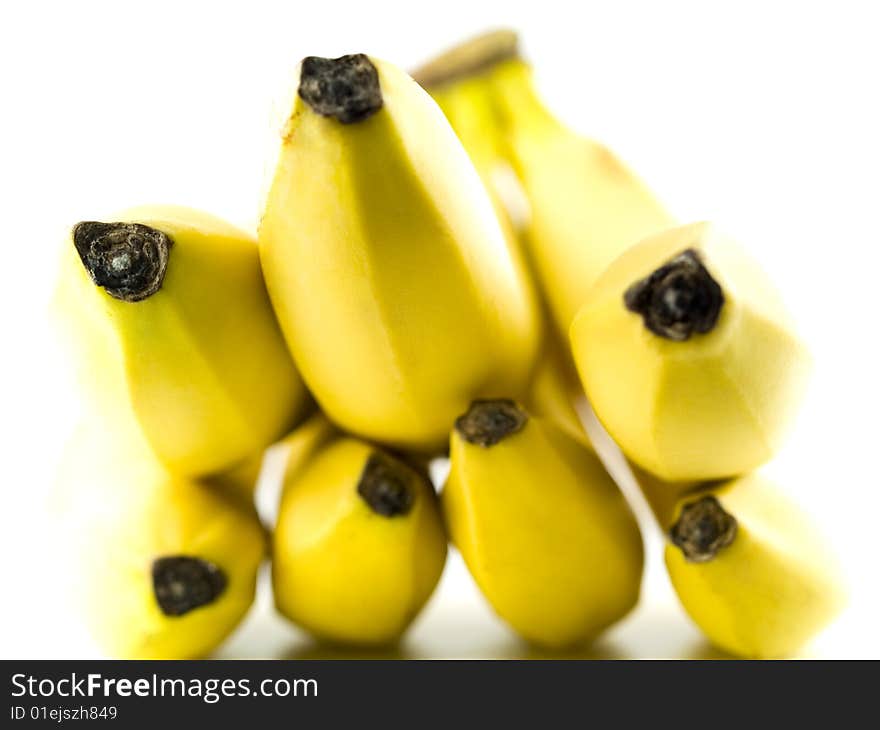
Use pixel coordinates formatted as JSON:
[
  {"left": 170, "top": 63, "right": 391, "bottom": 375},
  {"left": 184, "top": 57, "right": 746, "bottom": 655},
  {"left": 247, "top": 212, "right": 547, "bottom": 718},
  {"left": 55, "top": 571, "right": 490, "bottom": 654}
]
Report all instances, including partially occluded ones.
[
  {"left": 259, "top": 54, "right": 541, "bottom": 452},
  {"left": 443, "top": 400, "right": 643, "bottom": 648},
  {"left": 489, "top": 51, "right": 674, "bottom": 339},
  {"left": 420, "top": 53, "right": 533, "bottom": 243},
  {"left": 53, "top": 204, "right": 309, "bottom": 477},
  {"left": 53, "top": 419, "right": 266, "bottom": 659},
  {"left": 272, "top": 436, "right": 447, "bottom": 646},
  {"left": 417, "top": 46, "right": 589, "bottom": 444},
  {"left": 623, "top": 455, "right": 842, "bottom": 657},
  {"left": 413, "top": 30, "right": 517, "bottom": 202},
  {"left": 275, "top": 410, "right": 339, "bottom": 488},
  {"left": 428, "top": 70, "right": 543, "bottom": 349},
  {"left": 204, "top": 410, "right": 336, "bottom": 511},
  {"left": 416, "top": 30, "right": 673, "bottom": 340},
  {"left": 570, "top": 222, "right": 811, "bottom": 481},
  {"left": 523, "top": 338, "right": 590, "bottom": 445},
  {"left": 629, "top": 463, "right": 698, "bottom": 531},
  {"left": 204, "top": 451, "right": 265, "bottom": 508},
  {"left": 660, "top": 473, "right": 845, "bottom": 658},
  {"left": 423, "top": 68, "right": 506, "bottom": 199}
]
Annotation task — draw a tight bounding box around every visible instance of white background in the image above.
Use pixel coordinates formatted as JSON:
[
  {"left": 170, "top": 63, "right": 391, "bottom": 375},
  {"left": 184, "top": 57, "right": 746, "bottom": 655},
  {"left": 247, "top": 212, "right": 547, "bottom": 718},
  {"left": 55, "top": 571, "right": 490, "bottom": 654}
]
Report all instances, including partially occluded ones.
[{"left": 1, "top": 0, "right": 878, "bottom": 658}]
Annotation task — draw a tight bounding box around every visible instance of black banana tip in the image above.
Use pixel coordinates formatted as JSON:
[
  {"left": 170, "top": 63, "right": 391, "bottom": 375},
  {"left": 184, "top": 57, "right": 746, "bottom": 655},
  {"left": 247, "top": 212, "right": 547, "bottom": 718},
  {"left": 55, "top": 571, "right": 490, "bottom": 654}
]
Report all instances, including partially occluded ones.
[
  {"left": 72, "top": 221, "right": 172, "bottom": 302},
  {"left": 152, "top": 556, "right": 228, "bottom": 617},
  {"left": 455, "top": 399, "right": 528, "bottom": 447},
  {"left": 298, "top": 54, "right": 383, "bottom": 124},
  {"left": 670, "top": 495, "right": 738, "bottom": 563},
  {"left": 624, "top": 248, "right": 725, "bottom": 341},
  {"left": 357, "top": 452, "right": 416, "bottom": 517}
]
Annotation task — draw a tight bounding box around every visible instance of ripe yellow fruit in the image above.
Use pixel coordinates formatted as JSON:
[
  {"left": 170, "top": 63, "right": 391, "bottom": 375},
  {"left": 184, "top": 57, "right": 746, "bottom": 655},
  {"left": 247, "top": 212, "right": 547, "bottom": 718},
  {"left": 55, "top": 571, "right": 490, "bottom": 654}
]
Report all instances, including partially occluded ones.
[
  {"left": 523, "top": 339, "right": 590, "bottom": 445},
  {"left": 53, "top": 420, "right": 265, "bottom": 659},
  {"left": 416, "top": 30, "right": 672, "bottom": 340},
  {"left": 272, "top": 437, "right": 447, "bottom": 646},
  {"left": 443, "top": 400, "right": 643, "bottom": 648},
  {"left": 419, "top": 45, "right": 590, "bottom": 446},
  {"left": 571, "top": 222, "right": 811, "bottom": 481},
  {"left": 259, "top": 54, "right": 541, "bottom": 452},
  {"left": 422, "top": 63, "right": 509, "bottom": 205},
  {"left": 490, "top": 55, "right": 673, "bottom": 339},
  {"left": 662, "top": 474, "right": 846, "bottom": 658},
  {"left": 629, "top": 463, "right": 699, "bottom": 530},
  {"left": 275, "top": 410, "right": 340, "bottom": 487},
  {"left": 205, "top": 451, "right": 265, "bottom": 507},
  {"left": 427, "top": 68, "right": 544, "bottom": 353},
  {"left": 53, "top": 205, "right": 309, "bottom": 477},
  {"left": 418, "top": 37, "right": 598, "bottom": 444}
]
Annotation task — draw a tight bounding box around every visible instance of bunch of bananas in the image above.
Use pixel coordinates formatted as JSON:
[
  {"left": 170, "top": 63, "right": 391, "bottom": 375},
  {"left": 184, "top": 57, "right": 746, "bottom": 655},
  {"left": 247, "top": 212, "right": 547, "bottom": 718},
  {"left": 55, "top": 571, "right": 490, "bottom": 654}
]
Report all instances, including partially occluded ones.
[{"left": 52, "top": 29, "right": 843, "bottom": 659}]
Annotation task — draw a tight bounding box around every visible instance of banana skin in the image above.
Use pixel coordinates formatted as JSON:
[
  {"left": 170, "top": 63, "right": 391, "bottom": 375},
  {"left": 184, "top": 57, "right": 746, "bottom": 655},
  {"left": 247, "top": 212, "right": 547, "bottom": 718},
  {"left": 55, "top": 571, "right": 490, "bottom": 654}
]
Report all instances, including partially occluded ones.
[
  {"left": 204, "top": 451, "right": 265, "bottom": 508},
  {"left": 53, "top": 205, "right": 310, "bottom": 477},
  {"left": 259, "top": 54, "right": 541, "bottom": 452},
  {"left": 416, "top": 30, "right": 673, "bottom": 341},
  {"left": 275, "top": 411, "right": 340, "bottom": 489},
  {"left": 661, "top": 473, "right": 846, "bottom": 658},
  {"left": 523, "top": 338, "right": 590, "bottom": 446},
  {"left": 416, "top": 31, "right": 661, "bottom": 440},
  {"left": 272, "top": 436, "right": 447, "bottom": 646},
  {"left": 490, "top": 56, "right": 674, "bottom": 339},
  {"left": 53, "top": 420, "right": 266, "bottom": 659},
  {"left": 417, "top": 42, "right": 589, "bottom": 443},
  {"left": 571, "top": 222, "right": 812, "bottom": 482},
  {"left": 443, "top": 400, "right": 643, "bottom": 648}
]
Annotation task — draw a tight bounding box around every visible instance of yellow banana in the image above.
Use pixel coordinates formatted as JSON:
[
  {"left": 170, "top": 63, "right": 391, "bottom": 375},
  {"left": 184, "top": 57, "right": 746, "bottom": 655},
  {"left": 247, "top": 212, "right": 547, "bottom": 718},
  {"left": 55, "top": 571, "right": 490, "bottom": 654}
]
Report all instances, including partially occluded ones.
[
  {"left": 413, "top": 30, "right": 517, "bottom": 209},
  {"left": 660, "top": 473, "right": 845, "bottom": 658},
  {"left": 523, "top": 338, "right": 590, "bottom": 445},
  {"left": 413, "top": 29, "right": 521, "bottom": 101},
  {"left": 259, "top": 54, "right": 541, "bottom": 452},
  {"left": 275, "top": 411, "right": 339, "bottom": 488},
  {"left": 418, "top": 46, "right": 589, "bottom": 443},
  {"left": 489, "top": 53, "right": 674, "bottom": 339},
  {"left": 53, "top": 419, "right": 265, "bottom": 659},
  {"left": 428, "top": 71, "right": 544, "bottom": 354},
  {"left": 625, "top": 457, "right": 841, "bottom": 657},
  {"left": 571, "top": 222, "right": 811, "bottom": 481},
  {"left": 443, "top": 400, "right": 643, "bottom": 648},
  {"left": 416, "top": 30, "right": 673, "bottom": 340},
  {"left": 421, "top": 56, "right": 533, "bottom": 245},
  {"left": 205, "top": 409, "right": 336, "bottom": 510},
  {"left": 272, "top": 436, "right": 447, "bottom": 646},
  {"left": 629, "top": 462, "right": 698, "bottom": 531},
  {"left": 204, "top": 451, "right": 265, "bottom": 508},
  {"left": 53, "top": 204, "right": 309, "bottom": 477},
  {"left": 423, "top": 70, "right": 506, "bottom": 199}
]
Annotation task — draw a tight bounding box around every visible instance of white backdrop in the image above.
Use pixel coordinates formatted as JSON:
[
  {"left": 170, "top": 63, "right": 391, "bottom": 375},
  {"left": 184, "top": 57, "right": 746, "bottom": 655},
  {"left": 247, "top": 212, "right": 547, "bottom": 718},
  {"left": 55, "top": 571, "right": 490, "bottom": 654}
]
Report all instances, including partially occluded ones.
[{"left": 1, "top": 0, "right": 878, "bottom": 658}]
